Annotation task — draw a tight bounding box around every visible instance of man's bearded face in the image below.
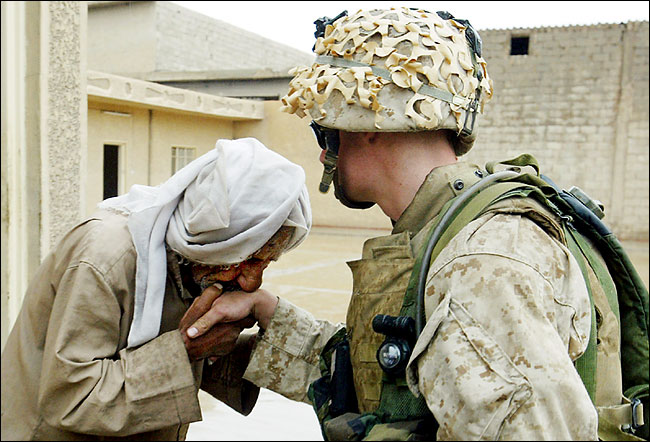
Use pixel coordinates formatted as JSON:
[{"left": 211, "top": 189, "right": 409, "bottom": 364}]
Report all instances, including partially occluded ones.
[{"left": 189, "top": 226, "right": 294, "bottom": 293}]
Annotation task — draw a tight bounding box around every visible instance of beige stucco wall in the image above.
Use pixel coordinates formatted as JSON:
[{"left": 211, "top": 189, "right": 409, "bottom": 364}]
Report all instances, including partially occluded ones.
[
  {"left": 86, "top": 104, "right": 150, "bottom": 212},
  {"left": 149, "top": 110, "right": 234, "bottom": 185},
  {"left": 87, "top": 1, "right": 157, "bottom": 76},
  {"left": 85, "top": 69, "right": 263, "bottom": 215}
]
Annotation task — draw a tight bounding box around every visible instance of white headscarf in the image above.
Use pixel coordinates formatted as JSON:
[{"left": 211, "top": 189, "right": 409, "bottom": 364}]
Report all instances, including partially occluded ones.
[{"left": 98, "top": 138, "right": 311, "bottom": 348}]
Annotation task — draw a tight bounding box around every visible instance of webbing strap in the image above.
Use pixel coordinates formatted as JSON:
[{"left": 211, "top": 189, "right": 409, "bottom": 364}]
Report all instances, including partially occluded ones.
[
  {"left": 425, "top": 181, "right": 528, "bottom": 265},
  {"left": 314, "top": 55, "right": 473, "bottom": 109},
  {"left": 570, "top": 227, "right": 621, "bottom": 322},
  {"left": 565, "top": 227, "right": 599, "bottom": 403},
  {"left": 597, "top": 400, "right": 646, "bottom": 441},
  {"left": 568, "top": 225, "right": 623, "bottom": 407},
  {"left": 406, "top": 181, "right": 533, "bottom": 324}
]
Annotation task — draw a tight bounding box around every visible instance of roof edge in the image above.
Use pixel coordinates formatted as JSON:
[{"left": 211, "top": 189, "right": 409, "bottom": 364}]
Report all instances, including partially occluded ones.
[
  {"left": 87, "top": 70, "right": 264, "bottom": 120},
  {"left": 142, "top": 68, "right": 299, "bottom": 82},
  {"left": 478, "top": 19, "right": 649, "bottom": 32}
]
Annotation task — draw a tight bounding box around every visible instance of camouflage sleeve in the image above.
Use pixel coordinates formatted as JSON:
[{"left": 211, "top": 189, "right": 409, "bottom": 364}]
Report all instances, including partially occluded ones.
[
  {"left": 406, "top": 212, "right": 598, "bottom": 440},
  {"left": 243, "top": 297, "right": 343, "bottom": 403}
]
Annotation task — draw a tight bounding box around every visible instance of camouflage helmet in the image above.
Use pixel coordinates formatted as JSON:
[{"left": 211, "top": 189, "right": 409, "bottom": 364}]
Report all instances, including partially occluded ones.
[{"left": 281, "top": 7, "right": 493, "bottom": 156}]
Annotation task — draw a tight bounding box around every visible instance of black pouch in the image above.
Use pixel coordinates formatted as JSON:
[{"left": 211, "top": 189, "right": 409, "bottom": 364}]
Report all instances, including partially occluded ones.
[{"left": 330, "top": 339, "right": 358, "bottom": 417}]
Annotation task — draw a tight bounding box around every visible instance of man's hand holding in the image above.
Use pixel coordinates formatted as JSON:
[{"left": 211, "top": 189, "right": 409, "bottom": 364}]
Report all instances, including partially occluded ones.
[
  {"left": 184, "top": 288, "right": 279, "bottom": 344},
  {"left": 179, "top": 284, "right": 256, "bottom": 361}
]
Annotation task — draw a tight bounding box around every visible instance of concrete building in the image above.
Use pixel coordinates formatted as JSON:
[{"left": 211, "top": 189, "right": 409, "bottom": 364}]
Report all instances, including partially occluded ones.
[
  {"left": 87, "top": 0, "right": 313, "bottom": 100},
  {"left": 2, "top": 1, "right": 648, "bottom": 350},
  {"left": 86, "top": 1, "right": 393, "bottom": 235}
]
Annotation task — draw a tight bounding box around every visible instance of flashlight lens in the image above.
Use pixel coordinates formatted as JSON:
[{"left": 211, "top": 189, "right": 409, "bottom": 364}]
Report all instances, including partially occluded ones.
[{"left": 378, "top": 343, "right": 402, "bottom": 369}]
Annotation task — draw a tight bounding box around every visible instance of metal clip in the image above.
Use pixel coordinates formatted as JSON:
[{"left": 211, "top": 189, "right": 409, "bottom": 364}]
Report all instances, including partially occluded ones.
[
  {"left": 452, "top": 95, "right": 471, "bottom": 108},
  {"left": 622, "top": 398, "right": 644, "bottom": 433},
  {"left": 568, "top": 186, "right": 605, "bottom": 220},
  {"left": 631, "top": 397, "right": 644, "bottom": 430},
  {"left": 319, "top": 150, "right": 338, "bottom": 193},
  {"left": 560, "top": 214, "right": 574, "bottom": 224},
  {"left": 461, "top": 98, "right": 478, "bottom": 137}
]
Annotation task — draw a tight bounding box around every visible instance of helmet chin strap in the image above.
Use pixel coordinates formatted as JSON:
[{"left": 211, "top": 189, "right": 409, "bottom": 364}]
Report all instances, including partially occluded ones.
[
  {"left": 319, "top": 147, "right": 338, "bottom": 193},
  {"left": 319, "top": 138, "right": 374, "bottom": 210},
  {"left": 333, "top": 170, "right": 375, "bottom": 210}
]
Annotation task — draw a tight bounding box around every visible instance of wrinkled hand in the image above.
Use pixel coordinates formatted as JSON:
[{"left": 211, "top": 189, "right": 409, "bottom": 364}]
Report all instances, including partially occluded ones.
[
  {"left": 185, "top": 288, "right": 279, "bottom": 341},
  {"left": 179, "top": 284, "right": 256, "bottom": 361}
]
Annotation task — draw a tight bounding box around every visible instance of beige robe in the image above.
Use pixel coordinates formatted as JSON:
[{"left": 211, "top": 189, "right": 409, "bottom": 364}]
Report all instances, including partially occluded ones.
[{"left": 1, "top": 209, "right": 258, "bottom": 441}]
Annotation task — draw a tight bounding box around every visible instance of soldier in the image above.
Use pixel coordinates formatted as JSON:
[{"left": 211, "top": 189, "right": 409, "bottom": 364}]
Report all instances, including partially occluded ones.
[
  {"left": 1, "top": 138, "right": 311, "bottom": 440},
  {"left": 184, "top": 7, "right": 646, "bottom": 441}
]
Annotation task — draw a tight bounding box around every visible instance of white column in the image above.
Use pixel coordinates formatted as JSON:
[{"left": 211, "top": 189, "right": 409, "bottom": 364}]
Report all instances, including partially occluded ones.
[
  {"left": 0, "top": 1, "right": 87, "bottom": 350},
  {"left": 1, "top": 0, "right": 33, "bottom": 349}
]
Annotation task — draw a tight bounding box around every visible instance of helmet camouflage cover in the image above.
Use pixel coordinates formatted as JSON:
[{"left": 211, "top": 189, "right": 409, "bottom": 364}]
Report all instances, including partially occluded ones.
[{"left": 281, "top": 7, "right": 493, "bottom": 155}]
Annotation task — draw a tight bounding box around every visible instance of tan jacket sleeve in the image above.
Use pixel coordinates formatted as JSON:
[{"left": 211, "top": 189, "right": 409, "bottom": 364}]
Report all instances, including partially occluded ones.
[
  {"left": 38, "top": 262, "right": 201, "bottom": 436},
  {"left": 243, "top": 298, "right": 342, "bottom": 403},
  {"left": 406, "top": 212, "right": 598, "bottom": 440}
]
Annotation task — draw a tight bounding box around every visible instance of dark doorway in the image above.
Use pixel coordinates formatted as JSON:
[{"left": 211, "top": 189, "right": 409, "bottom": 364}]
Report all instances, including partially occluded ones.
[{"left": 103, "top": 144, "right": 119, "bottom": 199}]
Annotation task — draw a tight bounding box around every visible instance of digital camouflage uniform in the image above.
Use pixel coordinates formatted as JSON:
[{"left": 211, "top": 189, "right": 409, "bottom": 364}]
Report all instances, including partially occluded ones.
[{"left": 244, "top": 161, "right": 599, "bottom": 440}]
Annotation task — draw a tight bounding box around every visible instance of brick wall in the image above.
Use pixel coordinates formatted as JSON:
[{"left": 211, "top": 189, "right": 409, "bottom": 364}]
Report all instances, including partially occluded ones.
[{"left": 466, "top": 22, "right": 649, "bottom": 240}]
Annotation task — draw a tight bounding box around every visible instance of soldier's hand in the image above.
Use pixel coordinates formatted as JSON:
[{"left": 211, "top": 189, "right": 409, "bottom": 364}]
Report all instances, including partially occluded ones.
[
  {"left": 179, "top": 284, "right": 255, "bottom": 361},
  {"left": 185, "top": 289, "right": 279, "bottom": 340}
]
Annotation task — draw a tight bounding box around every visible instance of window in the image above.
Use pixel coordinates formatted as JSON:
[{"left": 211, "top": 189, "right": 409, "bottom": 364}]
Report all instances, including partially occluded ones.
[
  {"left": 171, "top": 146, "right": 196, "bottom": 174},
  {"left": 510, "top": 36, "right": 529, "bottom": 55},
  {"left": 103, "top": 144, "right": 120, "bottom": 200}
]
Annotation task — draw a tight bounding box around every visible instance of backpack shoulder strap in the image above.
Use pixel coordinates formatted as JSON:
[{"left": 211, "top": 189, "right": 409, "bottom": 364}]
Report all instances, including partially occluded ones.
[{"left": 416, "top": 173, "right": 603, "bottom": 401}]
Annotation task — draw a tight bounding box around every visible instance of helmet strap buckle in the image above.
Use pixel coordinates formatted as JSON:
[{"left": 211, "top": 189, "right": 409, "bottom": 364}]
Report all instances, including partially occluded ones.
[
  {"left": 461, "top": 84, "right": 481, "bottom": 137},
  {"left": 319, "top": 149, "right": 338, "bottom": 193}
]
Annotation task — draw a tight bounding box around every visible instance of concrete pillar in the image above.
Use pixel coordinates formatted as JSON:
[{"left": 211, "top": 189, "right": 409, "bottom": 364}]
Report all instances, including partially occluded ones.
[
  {"left": 1, "top": 1, "right": 87, "bottom": 350},
  {"left": 609, "top": 23, "right": 633, "bottom": 235}
]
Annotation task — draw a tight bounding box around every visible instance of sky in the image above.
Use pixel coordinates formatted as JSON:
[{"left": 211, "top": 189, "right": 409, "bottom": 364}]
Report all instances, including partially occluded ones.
[{"left": 171, "top": 1, "right": 649, "bottom": 54}]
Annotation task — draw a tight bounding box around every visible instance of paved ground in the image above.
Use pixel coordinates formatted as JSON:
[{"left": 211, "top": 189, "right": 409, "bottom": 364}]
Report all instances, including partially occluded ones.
[{"left": 187, "top": 227, "right": 649, "bottom": 441}]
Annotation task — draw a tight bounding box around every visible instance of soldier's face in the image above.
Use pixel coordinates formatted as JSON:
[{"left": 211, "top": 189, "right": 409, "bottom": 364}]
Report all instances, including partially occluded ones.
[{"left": 190, "top": 226, "right": 294, "bottom": 293}]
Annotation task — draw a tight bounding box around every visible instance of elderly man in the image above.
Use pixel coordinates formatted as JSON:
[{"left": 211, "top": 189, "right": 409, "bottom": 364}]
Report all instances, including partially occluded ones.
[{"left": 0, "top": 137, "right": 311, "bottom": 441}]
